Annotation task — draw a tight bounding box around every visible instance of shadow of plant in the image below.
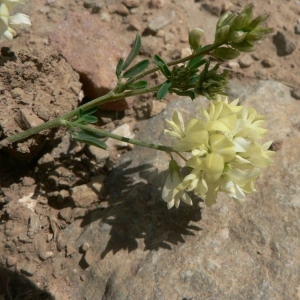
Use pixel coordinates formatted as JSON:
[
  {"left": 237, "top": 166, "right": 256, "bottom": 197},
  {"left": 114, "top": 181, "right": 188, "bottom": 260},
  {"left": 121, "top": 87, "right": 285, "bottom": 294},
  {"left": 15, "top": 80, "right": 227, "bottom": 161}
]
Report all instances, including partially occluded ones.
[
  {"left": 0, "top": 265, "right": 54, "bottom": 300},
  {"left": 80, "top": 160, "right": 203, "bottom": 259}
]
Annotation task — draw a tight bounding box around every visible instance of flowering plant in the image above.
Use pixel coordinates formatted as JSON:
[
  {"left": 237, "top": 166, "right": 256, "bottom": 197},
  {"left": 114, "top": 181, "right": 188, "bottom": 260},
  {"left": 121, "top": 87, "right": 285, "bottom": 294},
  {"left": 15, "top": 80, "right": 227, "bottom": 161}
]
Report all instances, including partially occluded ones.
[{"left": 0, "top": 4, "right": 274, "bottom": 209}]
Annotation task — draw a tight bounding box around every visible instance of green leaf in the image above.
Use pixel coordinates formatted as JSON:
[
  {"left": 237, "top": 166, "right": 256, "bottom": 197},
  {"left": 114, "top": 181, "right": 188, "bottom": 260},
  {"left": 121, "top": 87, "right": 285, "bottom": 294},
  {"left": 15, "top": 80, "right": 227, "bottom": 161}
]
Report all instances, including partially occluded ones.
[
  {"left": 75, "top": 116, "right": 87, "bottom": 124},
  {"left": 82, "top": 107, "right": 98, "bottom": 116},
  {"left": 153, "top": 55, "right": 171, "bottom": 77},
  {"left": 123, "top": 34, "right": 142, "bottom": 70},
  {"left": 157, "top": 81, "right": 172, "bottom": 100},
  {"left": 81, "top": 129, "right": 106, "bottom": 139},
  {"left": 83, "top": 115, "right": 98, "bottom": 124},
  {"left": 123, "top": 59, "right": 150, "bottom": 78},
  {"left": 116, "top": 57, "right": 124, "bottom": 78},
  {"left": 127, "top": 80, "right": 148, "bottom": 90},
  {"left": 188, "top": 56, "right": 208, "bottom": 69},
  {"left": 71, "top": 130, "right": 108, "bottom": 150},
  {"left": 75, "top": 116, "right": 98, "bottom": 125}
]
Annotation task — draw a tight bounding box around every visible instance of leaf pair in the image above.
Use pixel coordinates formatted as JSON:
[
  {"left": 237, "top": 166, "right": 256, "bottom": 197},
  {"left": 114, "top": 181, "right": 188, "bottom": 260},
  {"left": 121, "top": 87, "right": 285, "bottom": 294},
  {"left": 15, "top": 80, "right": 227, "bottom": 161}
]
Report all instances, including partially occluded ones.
[
  {"left": 75, "top": 107, "right": 98, "bottom": 125},
  {"left": 71, "top": 129, "right": 107, "bottom": 150},
  {"left": 116, "top": 35, "right": 150, "bottom": 79}
]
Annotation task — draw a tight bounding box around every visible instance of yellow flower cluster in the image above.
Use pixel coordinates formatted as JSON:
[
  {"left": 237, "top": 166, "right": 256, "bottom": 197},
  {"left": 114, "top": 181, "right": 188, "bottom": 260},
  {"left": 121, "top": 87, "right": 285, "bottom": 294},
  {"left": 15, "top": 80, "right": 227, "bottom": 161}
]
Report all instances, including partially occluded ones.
[
  {"left": 0, "top": 0, "right": 31, "bottom": 40},
  {"left": 163, "top": 95, "right": 274, "bottom": 208}
]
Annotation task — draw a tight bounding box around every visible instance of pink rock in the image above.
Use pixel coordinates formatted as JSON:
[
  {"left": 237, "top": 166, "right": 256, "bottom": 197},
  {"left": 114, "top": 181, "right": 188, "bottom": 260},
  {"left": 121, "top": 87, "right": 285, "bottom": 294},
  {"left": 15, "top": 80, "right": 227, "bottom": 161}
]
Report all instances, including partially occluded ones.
[{"left": 49, "top": 12, "right": 132, "bottom": 111}]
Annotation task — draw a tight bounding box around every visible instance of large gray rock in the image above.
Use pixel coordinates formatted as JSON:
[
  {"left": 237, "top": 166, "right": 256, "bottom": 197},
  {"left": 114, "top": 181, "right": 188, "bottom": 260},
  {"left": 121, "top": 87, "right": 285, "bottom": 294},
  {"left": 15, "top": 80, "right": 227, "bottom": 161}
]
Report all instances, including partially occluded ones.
[{"left": 53, "top": 80, "right": 300, "bottom": 299}]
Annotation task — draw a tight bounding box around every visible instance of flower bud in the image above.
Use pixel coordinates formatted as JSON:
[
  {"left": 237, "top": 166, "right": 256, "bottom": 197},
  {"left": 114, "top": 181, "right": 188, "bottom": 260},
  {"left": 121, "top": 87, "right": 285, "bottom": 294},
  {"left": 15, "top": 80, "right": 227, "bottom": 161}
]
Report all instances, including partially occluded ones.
[
  {"left": 229, "top": 31, "right": 248, "bottom": 43},
  {"left": 214, "top": 24, "right": 230, "bottom": 44},
  {"left": 234, "top": 14, "right": 248, "bottom": 30},
  {"left": 231, "top": 40, "right": 256, "bottom": 52},
  {"left": 217, "top": 11, "right": 232, "bottom": 28},
  {"left": 189, "top": 28, "right": 204, "bottom": 51}
]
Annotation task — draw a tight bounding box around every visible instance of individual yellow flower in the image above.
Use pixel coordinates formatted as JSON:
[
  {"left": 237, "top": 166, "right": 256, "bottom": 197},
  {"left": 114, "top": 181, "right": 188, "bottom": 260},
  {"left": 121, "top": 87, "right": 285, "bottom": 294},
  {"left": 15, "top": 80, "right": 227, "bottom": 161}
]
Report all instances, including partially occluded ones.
[
  {"left": 165, "top": 111, "right": 208, "bottom": 152},
  {"left": 162, "top": 159, "right": 193, "bottom": 209},
  {"left": 233, "top": 106, "right": 268, "bottom": 140},
  {"left": 164, "top": 110, "right": 186, "bottom": 140},
  {"left": 221, "top": 167, "right": 261, "bottom": 204},
  {"left": 239, "top": 140, "right": 274, "bottom": 168},
  {"left": 180, "top": 169, "right": 220, "bottom": 206}
]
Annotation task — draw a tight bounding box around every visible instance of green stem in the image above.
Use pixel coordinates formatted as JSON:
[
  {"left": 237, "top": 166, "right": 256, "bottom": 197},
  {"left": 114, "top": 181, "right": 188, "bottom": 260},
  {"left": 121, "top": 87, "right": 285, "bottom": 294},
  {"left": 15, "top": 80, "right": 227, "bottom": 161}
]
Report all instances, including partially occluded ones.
[
  {"left": 0, "top": 84, "right": 162, "bottom": 148},
  {"left": 66, "top": 121, "right": 174, "bottom": 153},
  {"left": 174, "top": 151, "right": 188, "bottom": 162},
  {"left": 126, "top": 43, "right": 222, "bottom": 86}
]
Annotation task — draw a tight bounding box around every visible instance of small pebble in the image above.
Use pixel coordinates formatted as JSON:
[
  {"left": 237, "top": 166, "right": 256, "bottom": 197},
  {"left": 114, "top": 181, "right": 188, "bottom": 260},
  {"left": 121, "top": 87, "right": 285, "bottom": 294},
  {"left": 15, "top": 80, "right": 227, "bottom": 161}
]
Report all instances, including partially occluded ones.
[
  {"left": 37, "top": 153, "right": 54, "bottom": 170},
  {"left": 238, "top": 54, "right": 253, "bottom": 68},
  {"left": 18, "top": 245, "right": 26, "bottom": 253},
  {"left": 18, "top": 233, "right": 29, "bottom": 243},
  {"left": 59, "top": 207, "right": 73, "bottom": 223},
  {"left": 291, "top": 88, "right": 300, "bottom": 100},
  {"left": 22, "top": 176, "right": 35, "bottom": 186},
  {"left": 81, "top": 242, "right": 90, "bottom": 252},
  {"left": 261, "top": 58, "right": 275, "bottom": 68},
  {"left": 6, "top": 256, "right": 17, "bottom": 267},
  {"left": 295, "top": 23, "right": 300, "bottom": 35},
  {"left": 56, "top": 235, "right": 66, "bottom": 252},
  {"left": 83, "top": 248, "right": 94, "bottom": 266},
  {"left": 123, "top": 0, "right": 140, "bottom": 8},
  {"left": 254, "top": 69, "right": 267, "bottom": 80},
  {"left": 80, "top": 274, "right": 86, "bottom": 281},
  {"left": 66, "top": 244, "right": 77, "bottom": 257},
  {"left": 29, "top": 214, "right": 40, "bottom": 234},
  {"left": 272, "top": 31, "right": 296, "bottom": 56},
  {"left": 21, "top": 262, "right": 37, "bottom": 276},
  {"left": 47, "top": 233, "right": 53, "bottom": 242}
]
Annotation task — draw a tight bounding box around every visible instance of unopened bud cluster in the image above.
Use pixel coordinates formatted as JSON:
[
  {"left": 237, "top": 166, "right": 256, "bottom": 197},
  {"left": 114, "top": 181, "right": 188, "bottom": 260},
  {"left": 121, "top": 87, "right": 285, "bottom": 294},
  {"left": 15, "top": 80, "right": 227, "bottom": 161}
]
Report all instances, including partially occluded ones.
[
  {"left": 170, "top": 65, "right": 198, "bottom": 92},
  {"left": 214, "top": 4, "right": 273, "bottom": 53},
  {"left": 195, "top": 62, "right": 229, "bottom": 100},
  {"left": 0, "top": 0, "right": 31, "bottom": 40}
]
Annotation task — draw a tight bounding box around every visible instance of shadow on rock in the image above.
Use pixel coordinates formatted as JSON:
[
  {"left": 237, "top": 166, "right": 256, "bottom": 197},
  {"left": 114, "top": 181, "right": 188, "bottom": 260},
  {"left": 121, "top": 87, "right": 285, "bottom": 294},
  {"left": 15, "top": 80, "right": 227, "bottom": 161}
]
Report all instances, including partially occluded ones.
[
  {"left": 0, "top": 265, "right": 54, "bottom": 300},
  {"left": 80, "top": 160, "right": 203, "bottom": 259}
]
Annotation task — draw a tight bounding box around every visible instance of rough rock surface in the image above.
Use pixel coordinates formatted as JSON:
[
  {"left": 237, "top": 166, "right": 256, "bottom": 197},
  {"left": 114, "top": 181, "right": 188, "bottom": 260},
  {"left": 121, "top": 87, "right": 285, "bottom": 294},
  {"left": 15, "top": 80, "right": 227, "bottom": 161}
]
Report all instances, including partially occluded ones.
[
  {"left": 0, "top": 48, "right": 81, "bottom": 159},
  {"left": 49, "top": 12, "right": 132, "bottom": 111}
]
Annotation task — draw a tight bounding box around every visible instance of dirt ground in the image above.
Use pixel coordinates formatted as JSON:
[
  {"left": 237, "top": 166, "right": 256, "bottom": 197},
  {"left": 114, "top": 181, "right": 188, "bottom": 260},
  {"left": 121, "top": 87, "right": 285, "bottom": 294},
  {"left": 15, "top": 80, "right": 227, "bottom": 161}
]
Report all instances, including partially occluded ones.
[{"left": 0, "top": 0, "right": 300, "bottom": 298}]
